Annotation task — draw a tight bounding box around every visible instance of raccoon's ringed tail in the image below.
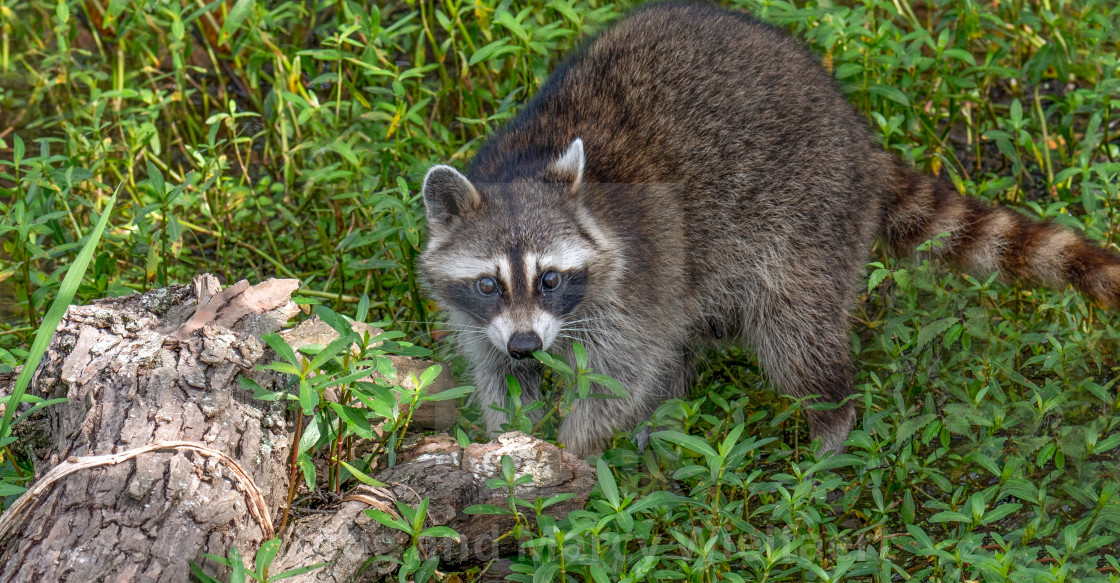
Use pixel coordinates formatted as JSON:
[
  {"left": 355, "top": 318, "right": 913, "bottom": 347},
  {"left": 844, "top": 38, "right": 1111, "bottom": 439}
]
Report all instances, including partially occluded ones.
[{"left": 883, "top": 166, "right": 1120, "bottom": 309}]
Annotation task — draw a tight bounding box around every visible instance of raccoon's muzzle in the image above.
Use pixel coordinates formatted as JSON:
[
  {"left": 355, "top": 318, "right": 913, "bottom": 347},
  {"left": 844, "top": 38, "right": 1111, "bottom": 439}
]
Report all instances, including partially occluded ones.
[{"left": 507, "top": 332, "right": 543, "bottom": 359}]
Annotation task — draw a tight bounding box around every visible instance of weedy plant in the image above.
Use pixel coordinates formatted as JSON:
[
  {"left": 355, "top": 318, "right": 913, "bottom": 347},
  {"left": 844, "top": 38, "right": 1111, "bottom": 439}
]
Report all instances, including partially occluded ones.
[
  {"left": 2, "top": 0, "right": 1119, "bottom": 580},
  {"left": 242, "top": 301, "right": 471, "bottom": 533},
  {"left": 365, "top": 496, "right": 462, "bottom": 583},
  {"left": 189, "top": 538, "right": 327, "bottom": 583}
]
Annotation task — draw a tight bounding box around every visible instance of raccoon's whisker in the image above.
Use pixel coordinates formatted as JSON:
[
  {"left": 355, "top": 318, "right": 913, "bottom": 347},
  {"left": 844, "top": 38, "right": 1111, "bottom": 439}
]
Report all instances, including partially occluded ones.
[
  {"left": 416, "top": 323, "right": 488, "bottom": 331},
  {"left": 560, "top": 318, "right": 600, "bottom": 326},
  {"left": 393, "top": 320, "right": 488, "bottom": 331},
  {"left": 448, "top": 329, "right": 489, "bottom": 337}
]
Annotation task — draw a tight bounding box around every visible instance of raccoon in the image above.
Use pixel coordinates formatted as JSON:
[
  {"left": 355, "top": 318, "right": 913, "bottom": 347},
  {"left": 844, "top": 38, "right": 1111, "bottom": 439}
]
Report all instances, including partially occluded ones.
[{"left": 418, "top": 1, "right": 1120, "bottom": 457}]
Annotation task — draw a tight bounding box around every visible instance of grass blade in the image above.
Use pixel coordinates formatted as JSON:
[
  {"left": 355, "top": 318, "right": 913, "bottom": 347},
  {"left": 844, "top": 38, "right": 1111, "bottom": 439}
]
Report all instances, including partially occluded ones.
[{"left": 0, "top": 187, "right": 119, "bottom": 440}]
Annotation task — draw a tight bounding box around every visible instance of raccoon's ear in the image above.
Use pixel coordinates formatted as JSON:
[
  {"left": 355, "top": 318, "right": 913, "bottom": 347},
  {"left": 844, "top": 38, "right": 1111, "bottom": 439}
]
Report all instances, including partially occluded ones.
[
  {"left": 422, "top": 165, "right": 480, "bottom": 228},
  {"left": 546, "top": 138, "right": 585, "bottom": 192}
]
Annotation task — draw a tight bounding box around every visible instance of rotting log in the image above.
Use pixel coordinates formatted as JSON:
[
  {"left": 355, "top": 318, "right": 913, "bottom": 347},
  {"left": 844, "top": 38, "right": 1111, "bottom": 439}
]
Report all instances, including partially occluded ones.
[{"left": 0, "top": 275, "right": 593, "bottom": 582}]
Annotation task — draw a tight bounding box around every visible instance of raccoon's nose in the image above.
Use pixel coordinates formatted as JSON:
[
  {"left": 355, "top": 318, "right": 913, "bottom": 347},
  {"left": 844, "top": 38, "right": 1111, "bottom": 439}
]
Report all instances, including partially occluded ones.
[{"left": 507, "top": 333, "right": 543, "bottom": 360}]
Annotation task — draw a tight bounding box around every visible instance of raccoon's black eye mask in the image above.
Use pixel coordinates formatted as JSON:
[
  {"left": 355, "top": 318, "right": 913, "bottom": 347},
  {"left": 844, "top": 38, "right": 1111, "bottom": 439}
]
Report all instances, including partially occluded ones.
[
  {"left": 540, "top": 269, "right": 588, "bottom": 316},
  {"left": 447, "top": 279, "right": 502, "bottom": 323}
]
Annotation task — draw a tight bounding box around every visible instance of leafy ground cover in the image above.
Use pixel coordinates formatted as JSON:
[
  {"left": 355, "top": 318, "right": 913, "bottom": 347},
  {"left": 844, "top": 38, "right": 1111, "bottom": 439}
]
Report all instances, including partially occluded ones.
[{"left": 1, "top": 0, "right": 1119, "bottom": 580}]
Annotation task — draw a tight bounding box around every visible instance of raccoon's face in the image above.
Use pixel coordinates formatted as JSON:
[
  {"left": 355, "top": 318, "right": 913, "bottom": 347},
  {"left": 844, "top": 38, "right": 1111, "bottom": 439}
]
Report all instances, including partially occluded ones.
[{"left": 419, "top": 139, "right": 618, "bottom": 360}]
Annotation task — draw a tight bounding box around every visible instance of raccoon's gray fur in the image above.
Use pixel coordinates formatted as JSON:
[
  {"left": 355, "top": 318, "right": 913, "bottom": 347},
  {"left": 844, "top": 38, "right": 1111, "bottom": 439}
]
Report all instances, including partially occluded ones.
[{"left": 418, "top": 1, "right": 1120, "bottom": 457}]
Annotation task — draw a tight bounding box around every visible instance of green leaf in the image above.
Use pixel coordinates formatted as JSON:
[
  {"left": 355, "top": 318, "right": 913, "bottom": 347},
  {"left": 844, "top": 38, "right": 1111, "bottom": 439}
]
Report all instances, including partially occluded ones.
[
  {"left": 254, "top": 538, "right": 281, "bottom": 576},
  {"left": 329, "top": 403, "right": 373, "bottom": 439},
  {"left": 493, "top": 10, "right": 528, "bottom": 42},
  {"left": 321, "top": 367, "right": 377, "bottom": 390},
  {"left": 992, "top": 360, "right": 1041, "bottom": 392},
  {"left": 0, "top": 481, "right": 28, "bottom": 496},
  {"left": 455, "top": 427, "right": 471, "bottom": 448},
  {"left": 355, "top": 294, "right": 370, "bottom": 323},
  {"left": 573, "top": 342, "right": 588, "bottom": 369},
  {"left": 582, "top": 373, "right": 629, "bottom": 398},
  {"left": 146, "top": 159, "right": 165, "bottom": 195},
  {"left": 533, "top": 350, "right": 573, "bottom": 376},
  {"left": 1093, "top": 432, "right": 1120, "bottom": 454},
  {"left": 834, "top": 62, "right": 863, "bottom": 79},
  {"left": 201, "top": 553, "right": 233, "bottom": 567},
  {"left": 420, "top": 385, "right": 474, "bottom": 402},
  {"left": 366, "top": 508, "right": 411, "bottom": 533},
  {"left": 588, "top": 565, "right": 611, "bottom": 583},
  {"left": 220, "top": 0, "right": 255, "bottom": 42},
  {"left": 308, "top": 334, "right": 354, "bottom": 371},
  {"left": 1009, "top": 98, "right": 1023, "bottom": 125},
  {"left": 297, "top": 453, "right": 316, "bottom": 489},
  {"left": 533, "top": 562, "right": 558, "bottom": 583},
  {"left": 189, "top": 561, "right": 222, "bottom": 583},
  {"left": 548, "top": 0, "right": 579, "bottom": 23},
  {"left": 340, "top": 460, "right": 387, "bottom": 487},
  {"left": 867, "top": 268, "right": 890, "bottom": 292},
  {"left": 297, "top": 415, "right": 323, "bottom": 453},
  {"left": 411, "top": 497, "right": 430, "bottom": 533},
  {"left": 230, "top": 546, "right": 247, "bottom": 583},
  {"left": 12, "top": 134, "right": 24, "bottom": 166},
  {"left": 417, "top": 364, "right": 442, "bottom": 388},
  {"left": 469, "top": 38, "right": 515, "bottom": 66},
  {"left": 313, "top": 305, "right": 354, "bottom": 336},
  {"left": 261, "top": 332, "right": 300, "bottom": 367},
  {"left": 651, "top": 430, "right": 718, "bottom": 459},
  {"left": 298, "top": 378, "right": 318, "bottom": 415},
  {"left": 596, "top": 458, "right": 620, "bottom": 508},
  {"left": 419, "top": 526, "right": 460, "bottom": 541},
  {"left": 942, "top": 48, "right": 976, "bottom": 65},
  {"left": 539, "top": 492, "right": 576, "bottom": 510},
  {"left": 869, "top": 83, "right": 910, "bottom": 106},
  {"left": 463, "top": 504, "right": 509, "bottom": 515},
  {"left": 0, "top": 186, "right": 117, "bottom": 440},
  {"left": 260, "top": 361, "right": 301, "bottom": 376},
  {"left": 629, "top": 490, "right": 689, "bottom": 513},
  {"left": 331, "top": 139, "right": 360, "bottom": 167},
  {"left": 981, "top": 503, "right": 1022, "bottom": 525},
  {"left": 916, "top": 317, "right": 959, "bottom": 350},
  {"left": 893, "top": 268, "right": 910, "bottom": 290},
  {"left": 929, "top": 510, "right": 971, "bottom": 523}
]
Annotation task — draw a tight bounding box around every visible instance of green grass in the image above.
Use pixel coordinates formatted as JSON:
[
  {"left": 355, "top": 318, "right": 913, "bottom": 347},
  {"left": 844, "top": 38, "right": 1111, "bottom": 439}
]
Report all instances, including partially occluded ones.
[{"left": 2, "top": 0, "right": 1120, "bottom": 581}]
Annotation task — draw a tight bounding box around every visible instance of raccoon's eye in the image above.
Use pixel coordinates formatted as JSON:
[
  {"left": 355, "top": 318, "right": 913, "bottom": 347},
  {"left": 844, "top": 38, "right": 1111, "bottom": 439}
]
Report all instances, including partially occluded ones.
[
  {"left": 476, "top": 277, "right": 498, "bottom": 296},
  {"left": 541, "top": 270, "right": 561, "bottom": 291}
]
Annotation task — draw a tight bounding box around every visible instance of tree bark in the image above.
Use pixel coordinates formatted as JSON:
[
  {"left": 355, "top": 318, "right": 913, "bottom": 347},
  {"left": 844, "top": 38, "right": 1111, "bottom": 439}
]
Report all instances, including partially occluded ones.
[{"left": 0, "top": 275, "right": 593, "bottom": 582}]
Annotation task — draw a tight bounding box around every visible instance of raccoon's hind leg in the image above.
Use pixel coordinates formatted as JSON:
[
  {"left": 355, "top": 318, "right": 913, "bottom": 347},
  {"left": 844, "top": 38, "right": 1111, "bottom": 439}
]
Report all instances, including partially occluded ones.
[{"left": 749, "top": 300, "right": 856, "bottom": 455}]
